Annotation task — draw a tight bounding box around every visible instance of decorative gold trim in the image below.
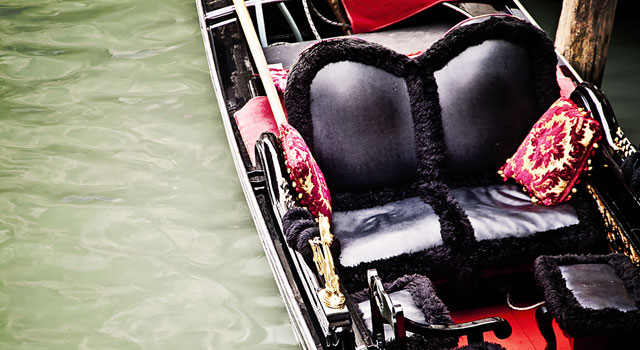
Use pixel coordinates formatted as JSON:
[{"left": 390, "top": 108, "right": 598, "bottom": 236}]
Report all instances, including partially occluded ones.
[
  {"left": 614, "top": 127, "right": 637, "bottom": 158},
  {"left": 586, "top": 184, "right": 640, "bottom": 265},
  {"left": 309, "top": 215, "right": 345, "bottom": 309}
]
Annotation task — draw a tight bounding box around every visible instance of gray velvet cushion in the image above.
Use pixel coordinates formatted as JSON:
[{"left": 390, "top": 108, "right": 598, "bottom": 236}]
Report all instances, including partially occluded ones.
[
  {"left": 333, "top": 196, "right": 441, "bottom": 267},
  {"left": 451, "top": 184, "right": 579, "bottom": 241},
  {"left": 333, "top": 184, "right": 578, "bottom": 267}
]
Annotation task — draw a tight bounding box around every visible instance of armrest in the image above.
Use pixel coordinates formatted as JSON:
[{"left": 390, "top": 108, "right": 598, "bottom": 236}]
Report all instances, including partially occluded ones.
[
  {"left": 405, "top": 317, "right": 512, "bottom": 342},
  {"left": 367, "top": 269, "right": 512, "bottom": 349}
]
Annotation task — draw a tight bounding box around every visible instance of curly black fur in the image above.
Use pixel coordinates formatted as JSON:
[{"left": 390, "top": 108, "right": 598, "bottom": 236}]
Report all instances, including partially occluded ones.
[{"left": 534, "top": 253, "right": 640, "bottom": 338}]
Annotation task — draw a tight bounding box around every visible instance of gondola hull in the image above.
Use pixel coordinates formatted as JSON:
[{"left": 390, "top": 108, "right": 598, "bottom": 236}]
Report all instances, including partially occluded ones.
[{"left": 196, "top": 1, "right": 640, "bottom": 349}]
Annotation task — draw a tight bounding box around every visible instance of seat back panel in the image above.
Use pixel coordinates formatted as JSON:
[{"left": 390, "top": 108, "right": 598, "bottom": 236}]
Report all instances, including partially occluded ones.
[
  {"left": 436, "top": 40, "right": 540, "bottom": 176},
  {"left": 310, "top": 61, "right": 417, "bottom": 192}
]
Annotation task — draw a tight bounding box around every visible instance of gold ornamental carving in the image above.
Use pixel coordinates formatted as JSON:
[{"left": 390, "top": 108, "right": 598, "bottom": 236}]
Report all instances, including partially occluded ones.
[
  {"left": 614, "top": 127, "right": 636, "bottom": 158},
  {"left": 587, "top": 184, "right": 640, "bottom": 265},
  {"left": 309, "top": 215, "right": 345, "bottom": 309}
]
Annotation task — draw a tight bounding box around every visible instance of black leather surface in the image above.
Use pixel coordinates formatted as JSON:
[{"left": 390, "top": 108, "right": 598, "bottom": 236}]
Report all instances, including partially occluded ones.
[
  {"left": 310, "top": 61, "right": 417, "bottom": 192},
  {"left": 560, "top": 263, "right": 638, "bottom": 311},
  {"left": 435, "top": 40, "right": 540, "bottom": 176},
  {"left": 333, "top": 184, "right": 578, "bottom": 267}
]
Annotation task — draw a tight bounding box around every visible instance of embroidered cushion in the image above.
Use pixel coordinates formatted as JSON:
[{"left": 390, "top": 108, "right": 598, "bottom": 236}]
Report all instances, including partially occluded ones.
[
  {"left": 280, "top": 123, "right": 332, "bottom": 220},
  {"left": 499, "top": 98, "right": 602, "bottom": 206}
]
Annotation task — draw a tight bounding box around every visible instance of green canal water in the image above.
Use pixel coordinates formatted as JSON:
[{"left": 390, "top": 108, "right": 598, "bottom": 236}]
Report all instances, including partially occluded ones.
[
  {"left": 0, "top": 1, "right": 296, "bottom": 349},
  {"left": 0, "top": 0, "right": 638, "bottom": 349}
]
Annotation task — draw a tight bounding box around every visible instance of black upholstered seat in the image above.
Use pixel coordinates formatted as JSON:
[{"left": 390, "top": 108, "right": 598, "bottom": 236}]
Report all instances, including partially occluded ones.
[
  {"left": 282, "top": 16, "right": 606, "bottom": 291},
  {"left": 534, "top": 254, "right": 640, "bottom": 349}
]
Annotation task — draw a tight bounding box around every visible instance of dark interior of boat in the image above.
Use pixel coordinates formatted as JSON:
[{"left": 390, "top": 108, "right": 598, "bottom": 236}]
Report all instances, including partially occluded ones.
[{"left": 198, "top": 1, "right": 640, "bottom": 349}]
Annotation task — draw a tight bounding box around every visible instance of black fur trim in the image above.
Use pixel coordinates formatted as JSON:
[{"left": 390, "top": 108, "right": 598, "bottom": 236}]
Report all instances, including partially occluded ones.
[
  {"left": 534, "top": 253, "right": 640, "bottom": 337},
  {"left": 333, "top": 183, "right": 420, "bottom": 212},
  {"left": 350, "top": 274, "right": 458, "bottom": 350},
  {"left": 282, "top": 207, "right": 342, "bottom": 267},
  {"left": 282, "top": 207, "right": 318, "bottom": 263}
]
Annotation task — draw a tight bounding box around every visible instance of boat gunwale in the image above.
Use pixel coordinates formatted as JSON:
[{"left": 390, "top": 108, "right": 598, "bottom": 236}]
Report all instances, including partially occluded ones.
[{"left": 196, "top": 1, "right": 321, "bottom": 348}]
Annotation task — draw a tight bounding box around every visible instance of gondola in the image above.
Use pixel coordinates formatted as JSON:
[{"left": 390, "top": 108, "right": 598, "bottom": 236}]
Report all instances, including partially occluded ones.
[{"left": 196, "top": 1, "right": 640, "bottom": 349}]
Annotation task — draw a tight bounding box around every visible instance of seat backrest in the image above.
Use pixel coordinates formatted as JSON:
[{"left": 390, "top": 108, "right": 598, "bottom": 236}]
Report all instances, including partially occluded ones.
[
  {"left": 419, "top": 16, "right": 560, "bottom": 179},
  {"left": 309, "top": 61, "right": 418, "bottom": 192},
  {"left": 284, "top": 16, "right": 559, "bottom": 209},
  {"left": 285, "top": 39, "right": 435, "bottom": 210}
]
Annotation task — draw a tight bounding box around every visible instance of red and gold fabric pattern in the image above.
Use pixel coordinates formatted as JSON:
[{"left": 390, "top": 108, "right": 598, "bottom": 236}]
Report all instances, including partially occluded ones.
[
  {"left": 500, "top": 98, "right": 602, "bottom": 206},
  {"left": 280, "top": 123, "right": 332, "bottom": 220}
]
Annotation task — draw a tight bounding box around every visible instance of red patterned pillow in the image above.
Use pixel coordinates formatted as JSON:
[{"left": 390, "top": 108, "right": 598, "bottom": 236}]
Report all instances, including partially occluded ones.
[
  {"left": 499, "top": 97, "right": 602, "bottom": 206},
  {"left": 280, "top": 123, "right": 332, "bottom": 220}
]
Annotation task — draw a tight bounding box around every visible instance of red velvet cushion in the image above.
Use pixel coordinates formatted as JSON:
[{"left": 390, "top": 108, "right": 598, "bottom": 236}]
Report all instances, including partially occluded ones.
[
  {"left": 233, "top": 97, "right": 280, "bottom": 166},
  {"left": 280, "top": 123, "right": 332, "bottom": 220},
  {"left": 499, "top": 98, "right": 602, "bottom": 206}
]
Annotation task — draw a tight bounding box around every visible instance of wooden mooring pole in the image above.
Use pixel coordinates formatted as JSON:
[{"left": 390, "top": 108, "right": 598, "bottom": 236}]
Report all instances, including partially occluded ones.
[{"left": 555, "top": 0, "right": 618, "bottom": 87}]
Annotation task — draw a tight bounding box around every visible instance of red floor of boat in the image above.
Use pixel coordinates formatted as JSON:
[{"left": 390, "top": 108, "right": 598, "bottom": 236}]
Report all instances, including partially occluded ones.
[{"left": 451, "top": 304, "right": 571, "bottom": 350}]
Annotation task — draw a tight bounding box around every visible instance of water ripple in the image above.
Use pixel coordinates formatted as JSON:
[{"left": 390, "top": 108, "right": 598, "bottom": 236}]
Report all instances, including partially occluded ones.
[{"left": 0, "top": 0, "right": 296, "bottom": 348}]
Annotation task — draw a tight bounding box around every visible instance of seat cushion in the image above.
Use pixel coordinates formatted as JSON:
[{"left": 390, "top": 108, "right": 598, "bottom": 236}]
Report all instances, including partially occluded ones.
[
  {"left": 534, "top": 254, "right": 640, "bottom": 337},
  {"left": 559, "top": 263, "right": 637, "bottom": 311},
  {"left": 333, "top": 184, "right": 578, "bottom": 267},
  {"left": 333, "top": 196, "right": 441, "bottom": 267},
  {"left": 435, "top": 39, "right": 540, "bottom": 176},
  {"left": 451, "top": 184, "right": 579, "bottom": 241}
]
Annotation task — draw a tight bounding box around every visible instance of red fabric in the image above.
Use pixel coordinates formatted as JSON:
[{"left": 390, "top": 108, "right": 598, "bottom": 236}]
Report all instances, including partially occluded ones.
[
  {"left": 234, "top": 97, "right": 331, "bottom": 219},
  {"left": 280, "top": 124, "right": 332, "bottom": 220},
  {"left": 452, "top": 304, "right": 571, "bottom": 349},
  {"left": 270, "top": 67, "right": 289, "bottom": 95},
  {"left": 233, "top": 96, "right": 279, "bottom": 166},
  {"left": 500, "top": 98, "right": 602, "bottom": 206},
  {"left": 556, "top": 66, "right": 576, "bottom": 98},
  {"left": 342, "top": 0, "right": 446, "bottom": 33}
]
